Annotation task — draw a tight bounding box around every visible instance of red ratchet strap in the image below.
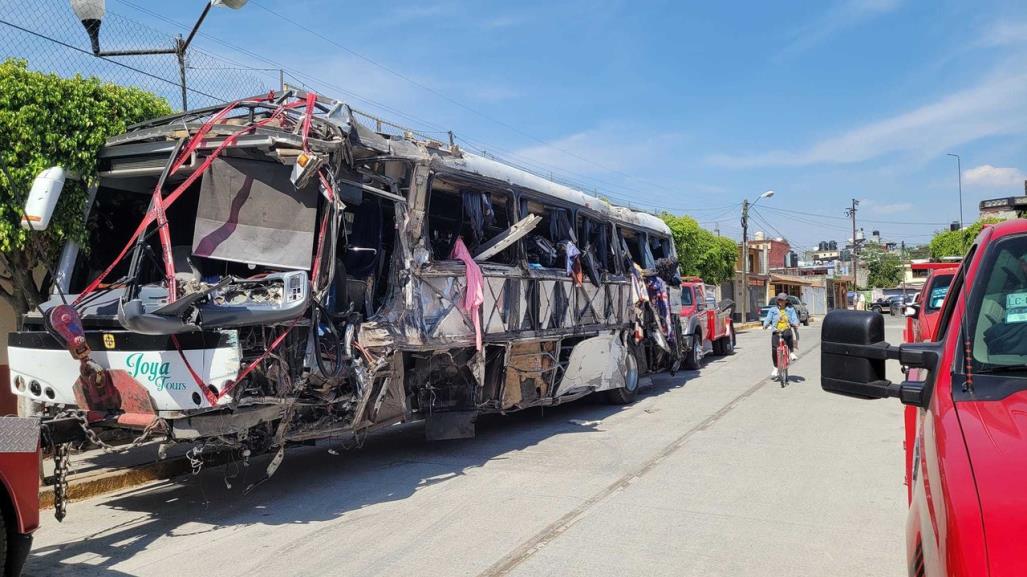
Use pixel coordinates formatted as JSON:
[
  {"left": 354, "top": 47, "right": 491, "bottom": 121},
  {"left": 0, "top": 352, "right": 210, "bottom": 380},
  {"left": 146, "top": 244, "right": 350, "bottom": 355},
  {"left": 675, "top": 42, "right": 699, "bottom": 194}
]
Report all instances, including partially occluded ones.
[
  {"left": 300, "top": 91, "right": 316, "bottom": 151},
  {"left": 171, "top": 334, "right": 218, "bottom": 406},
  {"left": 74, "top": 96, "right": 304, "bottom": 305},
  {"left": 153, "top": 95, "right": 276, "bottom": 303}
]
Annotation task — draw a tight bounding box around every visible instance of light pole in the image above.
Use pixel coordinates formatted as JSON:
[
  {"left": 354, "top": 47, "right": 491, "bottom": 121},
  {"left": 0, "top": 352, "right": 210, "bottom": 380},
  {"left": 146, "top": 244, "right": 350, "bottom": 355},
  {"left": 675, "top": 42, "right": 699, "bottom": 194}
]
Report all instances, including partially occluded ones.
[
  {"left": 70, "top": 0, "right": 248, "bottom": 111},
  {"left": 946, "top": 153, "right": 963, "bottom": 229},
  {"left": 740, "top": 189, "right": 774, "bottom": 322}
]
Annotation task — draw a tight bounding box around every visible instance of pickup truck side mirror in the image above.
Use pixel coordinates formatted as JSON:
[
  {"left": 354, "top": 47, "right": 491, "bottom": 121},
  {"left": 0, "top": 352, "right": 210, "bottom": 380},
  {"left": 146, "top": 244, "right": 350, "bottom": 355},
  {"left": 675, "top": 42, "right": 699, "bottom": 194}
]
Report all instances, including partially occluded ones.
[
  {"left": 903, "top": 304, "right": 920, "bottom": 318},
  {"left": 820, "top": 310, "right": 941, "bottom": 407}
]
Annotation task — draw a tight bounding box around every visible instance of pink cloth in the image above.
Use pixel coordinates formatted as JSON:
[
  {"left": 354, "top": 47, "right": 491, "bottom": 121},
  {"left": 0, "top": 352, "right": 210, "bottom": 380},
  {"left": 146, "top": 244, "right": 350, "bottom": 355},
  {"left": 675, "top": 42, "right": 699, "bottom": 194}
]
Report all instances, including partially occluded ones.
[{"left": 450, "top": 237, "right": 484, "bottom": 351}]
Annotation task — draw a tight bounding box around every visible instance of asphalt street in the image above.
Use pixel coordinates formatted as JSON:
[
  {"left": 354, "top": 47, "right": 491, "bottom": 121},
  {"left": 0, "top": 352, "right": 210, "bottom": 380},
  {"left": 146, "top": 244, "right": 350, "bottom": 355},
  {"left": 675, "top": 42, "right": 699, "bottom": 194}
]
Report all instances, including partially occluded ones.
[{"left": 25, "top": 317, "right": 909, "bottom": 577}]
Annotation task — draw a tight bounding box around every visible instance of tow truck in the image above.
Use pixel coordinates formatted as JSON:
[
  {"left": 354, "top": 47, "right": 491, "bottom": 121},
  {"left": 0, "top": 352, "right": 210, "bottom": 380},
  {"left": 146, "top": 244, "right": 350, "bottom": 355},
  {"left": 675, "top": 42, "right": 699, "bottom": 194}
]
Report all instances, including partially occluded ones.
[
  {"left": 0, "top": 417, "right": 40, "bottom": 577},
  {"left": 679, "top": 277, "right": 735, "bottom": 369},
  {"left": 821, "top": 218, "right": 1027, "bottom": 576}
]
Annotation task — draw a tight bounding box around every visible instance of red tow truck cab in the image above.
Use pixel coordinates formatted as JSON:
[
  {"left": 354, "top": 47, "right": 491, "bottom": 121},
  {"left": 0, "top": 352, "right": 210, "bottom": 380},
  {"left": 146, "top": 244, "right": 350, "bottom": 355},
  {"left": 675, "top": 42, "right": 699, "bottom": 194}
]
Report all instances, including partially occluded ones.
[
  {"left": 679, "top": 277, "right": 735, "bottom": 362},
  {"left": 821, "top": 219, "right": 1027, "bottom": 576},
  {"left": 0, "top": 417, "right": 41, "bottom": 577}
]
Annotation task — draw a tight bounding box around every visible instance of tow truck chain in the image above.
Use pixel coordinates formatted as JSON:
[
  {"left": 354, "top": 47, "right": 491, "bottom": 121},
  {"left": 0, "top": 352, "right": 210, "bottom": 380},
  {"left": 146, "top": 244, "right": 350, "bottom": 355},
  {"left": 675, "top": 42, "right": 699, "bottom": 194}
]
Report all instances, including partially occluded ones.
[
  {"left": 66, "top": 410, "right": 168, "bottom": 454},
  {"left": 47, "top": 411, "right": 168, "bottom": 521},
  {"left": 52, "top": 442, "right": 71, "bottom": 522}
]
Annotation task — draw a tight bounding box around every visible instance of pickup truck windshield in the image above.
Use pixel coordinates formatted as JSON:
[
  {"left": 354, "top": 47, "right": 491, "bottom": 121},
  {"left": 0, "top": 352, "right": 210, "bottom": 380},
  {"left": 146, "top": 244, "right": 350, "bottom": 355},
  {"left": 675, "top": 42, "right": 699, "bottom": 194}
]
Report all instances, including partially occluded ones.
[{"left": 968, "top": 233, "right": 1027, "bottom": 374}]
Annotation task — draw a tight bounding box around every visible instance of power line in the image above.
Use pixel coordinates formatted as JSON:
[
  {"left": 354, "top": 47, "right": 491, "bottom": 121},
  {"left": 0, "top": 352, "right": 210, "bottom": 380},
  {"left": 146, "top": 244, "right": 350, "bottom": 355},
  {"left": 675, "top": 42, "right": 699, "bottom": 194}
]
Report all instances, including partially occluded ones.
[
  {"left": 246, "top": 1, "right": 686, "bottom": 197},
  {"left": 113, "top": 1, "right": 698, "bottom": 210},
  {"left": 759, "top": 205, "right": 950, "bottom": 226},
  {"left": 0, "top": 17, "right": 224, "bottom": 101}
]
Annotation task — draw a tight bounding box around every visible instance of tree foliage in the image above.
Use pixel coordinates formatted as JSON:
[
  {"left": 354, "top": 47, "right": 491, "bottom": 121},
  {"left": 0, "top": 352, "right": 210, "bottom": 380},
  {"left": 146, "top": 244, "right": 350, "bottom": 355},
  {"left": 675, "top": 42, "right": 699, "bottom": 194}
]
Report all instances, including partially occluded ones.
[
  {"left": 928, "top": 218, "right": 1003, "bottom": 261},
  {"left": 660, "top": 213, "right": 738, "bottom": 285},
  {"left": 0, "top": 59, "right": 171, "bottom": 313},
  {"left": 862, "top": 244, "right": 903, "bottom": 288}
]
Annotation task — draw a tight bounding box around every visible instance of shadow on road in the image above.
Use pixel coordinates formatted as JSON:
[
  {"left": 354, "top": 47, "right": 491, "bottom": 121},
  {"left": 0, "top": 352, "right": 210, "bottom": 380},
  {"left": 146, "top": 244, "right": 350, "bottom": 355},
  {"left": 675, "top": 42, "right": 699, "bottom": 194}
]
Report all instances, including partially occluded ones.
[{"left": 27, "top": 371, "right": 693, "bottom": 576}]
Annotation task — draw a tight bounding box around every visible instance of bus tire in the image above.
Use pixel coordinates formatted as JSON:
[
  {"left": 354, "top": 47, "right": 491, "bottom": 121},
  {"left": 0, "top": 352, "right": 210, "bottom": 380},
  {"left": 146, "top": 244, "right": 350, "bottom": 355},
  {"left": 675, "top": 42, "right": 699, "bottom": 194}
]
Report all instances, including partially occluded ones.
[
  {"left": 684, "top": 331, "right": 702, "bottom": 370},
  {"left": 606, "top": 347, "right": 640, "bottom": 404}
]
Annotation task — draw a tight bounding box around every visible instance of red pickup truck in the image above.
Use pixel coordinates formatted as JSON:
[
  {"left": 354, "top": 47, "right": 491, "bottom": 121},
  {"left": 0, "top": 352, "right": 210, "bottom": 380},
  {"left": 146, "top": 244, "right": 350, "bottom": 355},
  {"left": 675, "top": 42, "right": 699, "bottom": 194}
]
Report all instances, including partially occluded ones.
[
  {"left": 821, "top": 219, "right": 1027, "bottom": 576},
  {"left": 904, "top": 266, "right": 958, "bottom": 344},
  {"left": 0, "top": 417, "right": 41, "bottom": 577},
  {"left": 679, "top": 277, "right": 734, "bottom": 369}
]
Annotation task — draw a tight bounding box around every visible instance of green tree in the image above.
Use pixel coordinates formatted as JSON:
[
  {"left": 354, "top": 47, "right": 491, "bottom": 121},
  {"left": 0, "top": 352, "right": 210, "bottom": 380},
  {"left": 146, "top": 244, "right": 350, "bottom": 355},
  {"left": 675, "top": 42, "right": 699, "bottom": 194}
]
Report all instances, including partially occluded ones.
[
  {"left": 0, "top": 59, "right": 171, "bottom": 313},
  {"left": 928, "top": 218, "right": 1002, "bottom": 261},
  {"left": 660, "top": 213, "right": 738, "bottom": 284},
  {"left": 862, "top": 244, "right": 903, "bottom": 288}
]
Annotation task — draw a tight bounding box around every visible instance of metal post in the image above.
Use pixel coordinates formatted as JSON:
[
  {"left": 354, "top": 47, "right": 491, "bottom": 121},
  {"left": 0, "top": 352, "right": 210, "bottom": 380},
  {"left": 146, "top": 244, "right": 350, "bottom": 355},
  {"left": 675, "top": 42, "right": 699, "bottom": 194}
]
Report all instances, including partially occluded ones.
[
  {"left": 280, "top": 69, "right": 285, "bottom": 91},
  {"left": 947, "top": 153, "right": 963, "bottom": 229},
  {"left": 846, "top": 199, "right": 859, "bottom": 298},
  {"left": 741, "top": 199, "right": 749, "bottom": 322},
  {"left": 176, "top": 36, "right": 188, "bottom": 111},
  {"left": 957, "top": 155, "right": 963, "bottom": 229}
]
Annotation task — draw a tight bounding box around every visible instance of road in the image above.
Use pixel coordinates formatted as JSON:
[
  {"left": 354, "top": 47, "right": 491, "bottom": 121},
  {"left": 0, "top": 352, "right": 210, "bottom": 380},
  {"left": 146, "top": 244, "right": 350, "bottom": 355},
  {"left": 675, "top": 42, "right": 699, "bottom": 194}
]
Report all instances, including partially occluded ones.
[{"left": 25, "top": 317, "right": 909, "bottom": 577}]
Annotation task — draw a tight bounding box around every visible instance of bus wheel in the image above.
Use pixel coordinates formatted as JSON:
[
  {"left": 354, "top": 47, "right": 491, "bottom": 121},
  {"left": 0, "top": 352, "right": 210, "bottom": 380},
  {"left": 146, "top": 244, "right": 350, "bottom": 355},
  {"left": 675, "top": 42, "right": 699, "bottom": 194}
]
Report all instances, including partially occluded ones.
[
  {"left": 684, "top": 332, "right": 702, "bottom": 370},
  {"left": 606, "top": 347, "right": 640, "bottom": 404}
]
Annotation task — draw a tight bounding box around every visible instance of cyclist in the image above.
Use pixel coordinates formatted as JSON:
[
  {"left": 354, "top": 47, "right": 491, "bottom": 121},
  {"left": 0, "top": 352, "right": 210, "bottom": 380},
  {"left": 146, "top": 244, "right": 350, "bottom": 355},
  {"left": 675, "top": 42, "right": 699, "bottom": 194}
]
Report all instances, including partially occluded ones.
[{"left": 763, "top": 292, "right": 799, "bottom": 379}]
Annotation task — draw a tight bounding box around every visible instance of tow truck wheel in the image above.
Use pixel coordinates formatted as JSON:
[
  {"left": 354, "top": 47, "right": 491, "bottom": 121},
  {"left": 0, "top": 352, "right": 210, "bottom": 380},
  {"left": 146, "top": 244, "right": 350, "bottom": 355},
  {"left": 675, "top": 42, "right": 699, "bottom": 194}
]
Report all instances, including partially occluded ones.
[
  {"left": 721, "top": 334, "right": 735, "bottom": 355},
  {"left": 684, "top": 331, "right": 702, "bottom": 370},
  {"left": 606, "top": 347, "right": 640, "bottom": 404}
]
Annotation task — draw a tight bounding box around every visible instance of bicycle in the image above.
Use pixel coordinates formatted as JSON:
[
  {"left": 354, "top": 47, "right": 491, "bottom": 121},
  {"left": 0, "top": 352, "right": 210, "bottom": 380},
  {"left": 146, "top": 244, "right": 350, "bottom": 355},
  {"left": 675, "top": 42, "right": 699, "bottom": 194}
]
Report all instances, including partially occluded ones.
[{"left": 775, "top": 327, "right": 796, "bottom": 387}]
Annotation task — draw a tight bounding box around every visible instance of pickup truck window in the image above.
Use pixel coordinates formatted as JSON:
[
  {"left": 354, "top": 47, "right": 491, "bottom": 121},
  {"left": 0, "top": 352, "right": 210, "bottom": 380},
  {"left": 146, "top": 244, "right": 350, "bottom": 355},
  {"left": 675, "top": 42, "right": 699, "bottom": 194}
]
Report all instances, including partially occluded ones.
[
  {"left": 967, "top": 233, "right": 1027, "bottom": 374},
  {"left": 926, "top": 274, "right": 955, "bottom": 311},
  {"left": 681, "top": 287, "right": 693, "bottom": 306}
]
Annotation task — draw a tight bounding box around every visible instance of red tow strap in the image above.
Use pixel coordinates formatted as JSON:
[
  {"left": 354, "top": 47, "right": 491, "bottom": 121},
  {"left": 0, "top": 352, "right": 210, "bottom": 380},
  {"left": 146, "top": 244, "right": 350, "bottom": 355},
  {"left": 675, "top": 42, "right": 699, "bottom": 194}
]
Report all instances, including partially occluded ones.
[{"left": 72, "top": 92, "right": 330, "bottom": 408}]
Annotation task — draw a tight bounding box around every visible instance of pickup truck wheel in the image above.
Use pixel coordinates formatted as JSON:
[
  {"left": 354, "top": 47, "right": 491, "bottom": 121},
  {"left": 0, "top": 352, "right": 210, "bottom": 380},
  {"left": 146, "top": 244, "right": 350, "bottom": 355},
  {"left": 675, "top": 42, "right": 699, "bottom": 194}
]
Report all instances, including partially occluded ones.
[
  {"left": 712, "top": 338, "right": 723, "bottom": 356},
  {"left": 606, "top": 347, "right": 640, "bottom": 404},
  {"left": 684, "top": 331, "right": 702, "bottom": 370},
  {"left": 721, "top": 334, "right": 735, "bottom": 355},
  {"left": 871, "top": 305, "right": 882, "bottom": 314}
]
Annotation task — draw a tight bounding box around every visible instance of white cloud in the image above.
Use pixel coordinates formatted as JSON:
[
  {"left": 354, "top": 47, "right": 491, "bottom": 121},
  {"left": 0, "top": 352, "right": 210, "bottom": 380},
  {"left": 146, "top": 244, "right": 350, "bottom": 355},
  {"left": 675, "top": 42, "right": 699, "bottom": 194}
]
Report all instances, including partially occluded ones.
[
  {"left": 963, "top": 164, "right": 1026, "bottom": 189},
  {"left": 707, "top": 69, "right": 1027, "bottom": 168},
  {"left": 776, "top": 0, "right": 903, "bottom": 60},
  {"left": 511, "top": 127, "right": 683, "bottom": 176},
  {"left": 866, "top": 201, "right": 913, "bottom": 214},
  {"left": 978, "top": 20, "right": 1027, "bottom": 47}
]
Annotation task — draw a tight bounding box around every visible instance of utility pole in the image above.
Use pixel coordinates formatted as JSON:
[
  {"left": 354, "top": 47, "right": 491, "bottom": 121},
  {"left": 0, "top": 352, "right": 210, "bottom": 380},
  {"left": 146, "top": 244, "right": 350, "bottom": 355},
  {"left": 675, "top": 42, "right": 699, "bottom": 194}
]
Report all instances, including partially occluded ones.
[
  {"left": 741, "top": 199, "right": 750, "bottom": 321},
  {"left": 947, "top": 153, "right": 963, "bottom": 229},
  {"left": 845, "top": 199, "right": 860, "bottom": 298},
  {"left": 901, "top": 240, "right": 906, "bottom": 301}
]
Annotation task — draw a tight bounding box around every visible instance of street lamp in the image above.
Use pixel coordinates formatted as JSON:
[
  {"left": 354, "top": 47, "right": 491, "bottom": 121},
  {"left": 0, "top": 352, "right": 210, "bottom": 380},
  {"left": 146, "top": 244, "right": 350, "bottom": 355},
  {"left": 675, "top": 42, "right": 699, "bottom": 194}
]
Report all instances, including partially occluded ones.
[
  {"left": 740, "top": 190, "right": 775, "bottom": 322},
  {"left": 946, "top": 153, "right": 963, "bottom": 229},
  {"left": 69, "top": 0, "right": 248, "bottom": 111}
]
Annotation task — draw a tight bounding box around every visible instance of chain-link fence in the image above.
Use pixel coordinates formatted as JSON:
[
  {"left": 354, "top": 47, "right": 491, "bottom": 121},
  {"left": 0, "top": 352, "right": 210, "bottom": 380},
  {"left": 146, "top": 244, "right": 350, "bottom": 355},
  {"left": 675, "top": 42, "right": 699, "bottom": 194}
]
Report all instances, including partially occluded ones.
[{"left": 0, "top": 0, "right": 279, "bottom": 110}]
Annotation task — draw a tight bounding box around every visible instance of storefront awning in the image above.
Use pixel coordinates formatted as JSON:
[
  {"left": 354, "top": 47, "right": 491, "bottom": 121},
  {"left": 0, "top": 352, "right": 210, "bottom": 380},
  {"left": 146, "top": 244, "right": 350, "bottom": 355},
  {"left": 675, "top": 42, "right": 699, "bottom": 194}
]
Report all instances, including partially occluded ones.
[{"left": 770, "top": 273, "right": 812, "bottom": 286}]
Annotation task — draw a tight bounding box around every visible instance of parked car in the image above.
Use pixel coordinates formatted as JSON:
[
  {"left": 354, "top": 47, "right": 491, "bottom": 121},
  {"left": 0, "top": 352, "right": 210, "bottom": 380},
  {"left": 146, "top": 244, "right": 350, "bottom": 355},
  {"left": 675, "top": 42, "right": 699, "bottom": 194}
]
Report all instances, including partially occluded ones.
[
  {"left": 0, "top": 417, "right": 41, "bottom": 577},
  {"left": 759, "top": 295, "right": 809, "bottom": 326},
  {"left": 871, "top": 295, "right": 903, "bottom": 315},
  {"left": 821, "top": 219, "right": 1027, "bottom": 576},
  {"left": 679, "top": 277, "right": 735, "bottom": 369}
]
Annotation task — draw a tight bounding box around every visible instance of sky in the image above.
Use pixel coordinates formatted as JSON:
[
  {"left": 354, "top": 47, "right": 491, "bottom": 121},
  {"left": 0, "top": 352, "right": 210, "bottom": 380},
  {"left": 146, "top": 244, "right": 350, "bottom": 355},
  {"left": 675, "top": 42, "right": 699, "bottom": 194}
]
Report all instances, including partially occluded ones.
[{"left": 5, "top": 0, "right": 1027, "bottom": 250}]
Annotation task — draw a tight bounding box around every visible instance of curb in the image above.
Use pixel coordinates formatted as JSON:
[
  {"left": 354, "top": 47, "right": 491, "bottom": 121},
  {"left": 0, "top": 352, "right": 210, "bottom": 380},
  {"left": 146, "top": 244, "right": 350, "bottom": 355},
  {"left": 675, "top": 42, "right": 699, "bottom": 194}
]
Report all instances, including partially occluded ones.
[
  {"left": 40, "top": 456, "right": 192, "bottom": 509},
  {"left": 40, "top": 448, "right": 237, "bottom": 509}
]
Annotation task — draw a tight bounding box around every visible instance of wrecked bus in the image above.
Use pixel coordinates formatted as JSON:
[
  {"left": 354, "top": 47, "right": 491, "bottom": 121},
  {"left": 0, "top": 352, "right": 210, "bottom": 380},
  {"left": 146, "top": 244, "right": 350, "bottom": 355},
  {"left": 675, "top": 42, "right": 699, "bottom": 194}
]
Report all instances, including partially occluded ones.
[{"left": 9, "top": 91, "right": 683, "bottom": 505}]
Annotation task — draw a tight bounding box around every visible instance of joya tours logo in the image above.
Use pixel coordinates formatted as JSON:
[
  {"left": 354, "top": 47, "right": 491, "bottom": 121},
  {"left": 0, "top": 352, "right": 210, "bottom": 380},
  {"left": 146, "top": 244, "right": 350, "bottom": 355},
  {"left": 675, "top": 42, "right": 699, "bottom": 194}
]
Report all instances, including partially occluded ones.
[{"left": 125, "top": 352, "right": 187, "bottom": 391}]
